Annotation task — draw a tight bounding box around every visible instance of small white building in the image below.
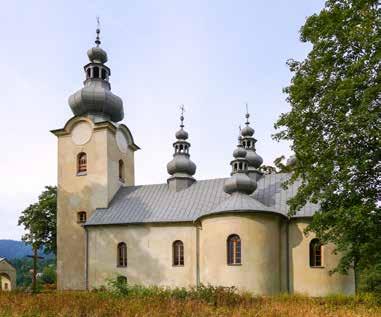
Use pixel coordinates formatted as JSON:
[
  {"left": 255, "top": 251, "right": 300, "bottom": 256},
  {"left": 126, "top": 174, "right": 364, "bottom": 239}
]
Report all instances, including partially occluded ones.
[{"left": 0, "top": 258, "right": 16, "bottom": 291}]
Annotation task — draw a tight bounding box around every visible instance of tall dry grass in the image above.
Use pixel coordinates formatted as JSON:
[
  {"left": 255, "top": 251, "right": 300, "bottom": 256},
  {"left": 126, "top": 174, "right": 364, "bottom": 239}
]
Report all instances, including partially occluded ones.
[{"left": 0, "top": 290, "right": 380, "bottom": 317}]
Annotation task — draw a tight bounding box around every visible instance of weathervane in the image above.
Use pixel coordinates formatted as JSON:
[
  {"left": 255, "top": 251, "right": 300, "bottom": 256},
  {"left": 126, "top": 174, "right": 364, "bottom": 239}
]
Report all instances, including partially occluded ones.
[
  {"left": 245, "top": 102, "right": 250, "bottom": 125},
  {"left": 179, "top": 104, "right": 185, "bottom": 128},
  {"left": 95, "top": 17, "right": 101, "bottom": 46}
]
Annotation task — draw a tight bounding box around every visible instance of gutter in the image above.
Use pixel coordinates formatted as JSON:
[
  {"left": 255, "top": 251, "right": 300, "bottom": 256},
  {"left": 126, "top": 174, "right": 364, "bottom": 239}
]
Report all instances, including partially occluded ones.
[{"left": 286, "top": 219, "right": 290, "bottom": 293}]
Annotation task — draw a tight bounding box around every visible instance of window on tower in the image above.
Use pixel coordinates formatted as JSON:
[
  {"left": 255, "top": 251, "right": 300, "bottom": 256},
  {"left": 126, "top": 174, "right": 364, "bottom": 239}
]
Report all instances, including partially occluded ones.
[
  {"left": 86, "top": 68, "right": 91, "bottom": 78},
  {"left": 93, "top": 67, "right": 99, "bottom": 78},
  {"left": 101, "top": 68, "right": 107, "bottom": 80},
  {"left": 77, "top": 152, "right": 87, "bottom": 175},
  {"left": 119, "top": 160, "right": 125, "bottom": 183},
  {"left": 77, "top": 211, "right": 87, "bottom": 224},
  {"left": 173, "top": 240, "right": 184, "bottom": 266},
  {"left": 117, "top": 242, "right": 127, "bottom": 267},
  {"left": 227, "top": 234, "right": 241, "bottom": 265}
]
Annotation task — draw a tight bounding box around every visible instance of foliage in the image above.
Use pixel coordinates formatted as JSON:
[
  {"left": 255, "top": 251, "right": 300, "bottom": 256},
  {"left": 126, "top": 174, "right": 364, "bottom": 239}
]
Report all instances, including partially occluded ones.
[
  {"left": 9, "top": 257, "right": 56, "bottom": 288},
  {"left": 0, "top": 290, "right": 380, "bottom": 317},
  {"left": 18, "top": 186, "right": 57, "bottom": 255},
  {"left": 273, "top": 0, "right": 381, "bottom": 286},
  {"left": 259, "top": 155, "right": 296, "bottom": 174}
]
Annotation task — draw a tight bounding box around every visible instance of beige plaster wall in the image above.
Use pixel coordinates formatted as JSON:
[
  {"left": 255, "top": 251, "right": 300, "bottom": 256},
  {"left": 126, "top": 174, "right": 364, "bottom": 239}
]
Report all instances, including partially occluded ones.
[
  {"left": 55, "top": 117, "right": 135, "bottom": 290},
  {"left": 0, "top": 261, "right": 16, "bottom": 290},
  {"left": 199, "top": 213, "right": 286, "bottom": 295},
  {"left": 289, "top": 219, "right": 355, "bottom": 296},
  {"left": 87, "top": 224, "right": 197, "bottom": 289}
]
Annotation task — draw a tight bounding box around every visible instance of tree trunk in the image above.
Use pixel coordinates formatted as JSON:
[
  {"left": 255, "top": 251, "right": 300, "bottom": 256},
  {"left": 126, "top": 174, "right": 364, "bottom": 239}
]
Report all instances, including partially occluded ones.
[{"left": 32, "top": 247, "right": 37, "bottom": 293}]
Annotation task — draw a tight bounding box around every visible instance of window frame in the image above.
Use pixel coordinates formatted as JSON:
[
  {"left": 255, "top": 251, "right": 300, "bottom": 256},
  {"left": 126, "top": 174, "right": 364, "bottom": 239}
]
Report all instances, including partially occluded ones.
[
  {"left": 117, "top": 242, "right": 127, "bottom": 267},
  {"left": 227, "top": 234, "right": 242, "bottom": 266},
  {"left": 119, "top": 159, "right": 125, "bottom": 183},
  {"left": 172, "top": 240, "right": 184, "bottom": 266},
  {"left": 77, "top": 211, "right": 87, "bottom": 224},
  {"left": 77, "top": 152, "right": 87, "bottom": 175},
  {"left": 309, "top": 238, "right": 323, "bottom": 268}
]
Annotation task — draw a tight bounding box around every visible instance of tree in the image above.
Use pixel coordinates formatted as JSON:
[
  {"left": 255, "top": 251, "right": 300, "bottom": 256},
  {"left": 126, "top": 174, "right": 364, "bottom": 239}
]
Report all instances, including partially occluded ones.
[
  {"left": 259, "top": 155, "right": 296, "bottom": 174},
  {"left": 273, "top": 0, "right": 381, "bottom": 292},
  {"left": 18, "top": 186, "right": 57, "bottom": 255}
]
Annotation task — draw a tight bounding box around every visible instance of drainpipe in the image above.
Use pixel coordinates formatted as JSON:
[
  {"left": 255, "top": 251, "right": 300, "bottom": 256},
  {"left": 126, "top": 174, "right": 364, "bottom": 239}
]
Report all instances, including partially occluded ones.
[
  {"left": 286, "top": 219, "right": 290, "bottom": 294},
  {"left": 85, "top": 226, "right": 89, "bottom": 291},
  {"left": 196, "top": 225, "right": 200, "bottom": 287}
]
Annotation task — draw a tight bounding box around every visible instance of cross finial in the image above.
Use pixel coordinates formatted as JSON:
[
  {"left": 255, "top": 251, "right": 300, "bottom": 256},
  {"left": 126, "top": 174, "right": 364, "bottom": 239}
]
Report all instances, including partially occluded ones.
[
  {"left": 179, "top": 104, "right": 185, "bottom": 128},
  {"left": 95, "top": 17, "right": 101, "bottom": 46},
  {"left": 245, "top": 102, "right": 250, "bottom": 125},
  {"left": 238, "top": 125, "right": 242, "bottom": 142}
]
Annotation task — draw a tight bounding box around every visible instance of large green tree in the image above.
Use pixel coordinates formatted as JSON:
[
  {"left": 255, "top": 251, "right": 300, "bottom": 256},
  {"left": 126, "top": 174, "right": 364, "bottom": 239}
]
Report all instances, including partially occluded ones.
[
  {"left": 18, "top": 186, "right": 57, "bottom": 255},
  {"left": 274, "top": 0, "right": 381, "bottom": 290}
]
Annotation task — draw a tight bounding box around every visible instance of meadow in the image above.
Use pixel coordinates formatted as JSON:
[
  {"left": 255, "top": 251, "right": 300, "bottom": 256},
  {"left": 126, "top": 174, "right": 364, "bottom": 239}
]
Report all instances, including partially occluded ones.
[{"left": 0, "top": 284, "right": 380, "bottom": 317}]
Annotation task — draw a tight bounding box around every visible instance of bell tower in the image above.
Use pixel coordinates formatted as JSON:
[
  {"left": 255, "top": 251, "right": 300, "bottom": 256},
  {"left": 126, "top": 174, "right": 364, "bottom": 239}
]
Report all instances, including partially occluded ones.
[{"left": 51, "top": 25, "right": 139, "bottom": 290}]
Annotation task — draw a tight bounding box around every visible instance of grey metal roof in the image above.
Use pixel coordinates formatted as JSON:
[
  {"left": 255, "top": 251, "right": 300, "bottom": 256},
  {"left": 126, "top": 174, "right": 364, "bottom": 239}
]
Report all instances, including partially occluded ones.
[
  {"left": 0, "top": 257, "right": 4, "bottom": 262},
  {"left": 86, "top": 173, "right": 319, "bottom": 226}
]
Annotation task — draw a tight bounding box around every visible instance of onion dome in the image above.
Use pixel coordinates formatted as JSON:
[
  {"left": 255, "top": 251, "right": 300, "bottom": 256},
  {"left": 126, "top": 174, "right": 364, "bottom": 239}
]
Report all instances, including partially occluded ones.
[
  {"left": 167, "top": 107, "right": 197, "bottom": 191},
  {"left": 223, "top": 137, "right": 257, "bottom": 195},
  {"left": 68, "top": 24, "right": 124, "bottom": 122},
  {"left": 287, "top": 155, "right": 297, "bottom": 167},
  {"left": 240, "top": 106, "right": 263, "bottom": 174}
]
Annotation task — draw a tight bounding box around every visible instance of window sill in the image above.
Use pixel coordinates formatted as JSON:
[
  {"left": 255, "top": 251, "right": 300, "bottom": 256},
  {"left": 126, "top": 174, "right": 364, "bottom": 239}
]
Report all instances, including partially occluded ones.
[
  {"left": 77, "top": 172, "right": 87, "bottom": 176},
  {"left": 117, "top": 265, "right": 127, "bottom": 268},
  {"left": 172, "top": 265, "right": 184, "bottom": 267},
  {"left": 310, "top": 266, "right": 325, "bottom": 269},
  {"left": 227, "top": 263, "right": 242, "bottom": 266}
]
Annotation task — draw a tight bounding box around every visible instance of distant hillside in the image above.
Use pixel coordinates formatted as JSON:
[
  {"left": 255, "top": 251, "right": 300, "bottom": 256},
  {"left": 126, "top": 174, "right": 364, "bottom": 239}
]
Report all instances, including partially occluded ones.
[{"left": 0, "top": 240, "right": 53, "bottom": 260}]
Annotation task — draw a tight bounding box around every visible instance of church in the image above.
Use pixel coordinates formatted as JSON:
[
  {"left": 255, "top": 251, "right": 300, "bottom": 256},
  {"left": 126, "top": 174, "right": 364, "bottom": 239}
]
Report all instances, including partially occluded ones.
[{"left": 52, "top": 28, "right": 355, "bottom": 296}]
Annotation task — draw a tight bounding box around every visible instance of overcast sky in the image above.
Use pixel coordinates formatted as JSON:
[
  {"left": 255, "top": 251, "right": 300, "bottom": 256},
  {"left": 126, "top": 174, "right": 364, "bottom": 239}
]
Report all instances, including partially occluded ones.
[{"left": 0, "top": 0, "right": 325, "bottom": 240}]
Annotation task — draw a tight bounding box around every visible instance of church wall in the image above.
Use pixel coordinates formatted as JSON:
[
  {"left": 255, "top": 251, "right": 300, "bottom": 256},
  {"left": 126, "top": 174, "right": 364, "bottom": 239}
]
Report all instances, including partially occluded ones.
[
  {"left": 87, "top": 223, "right": 197, "bottom": 289},
  {"left": 199, "top": 213, "right": 284, "bottom": 295},
  {"left": 288, "top": 219, "right": 355, "bottom": 296}
]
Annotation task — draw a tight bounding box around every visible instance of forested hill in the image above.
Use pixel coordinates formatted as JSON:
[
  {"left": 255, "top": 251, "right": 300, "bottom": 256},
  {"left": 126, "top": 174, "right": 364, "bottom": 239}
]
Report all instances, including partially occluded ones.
[{"left": 0, "top": 240, "right": 52, "bottom": 259}]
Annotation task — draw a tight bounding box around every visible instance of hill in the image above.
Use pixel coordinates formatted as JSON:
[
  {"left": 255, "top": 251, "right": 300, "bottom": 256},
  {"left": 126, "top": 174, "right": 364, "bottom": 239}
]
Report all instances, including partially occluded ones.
[{"left": 0, "top": 240, "right": 51, "bottom": 259}]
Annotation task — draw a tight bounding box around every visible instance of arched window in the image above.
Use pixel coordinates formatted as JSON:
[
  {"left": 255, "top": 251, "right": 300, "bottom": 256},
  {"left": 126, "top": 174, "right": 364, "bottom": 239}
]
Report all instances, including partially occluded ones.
[
  {"left": 77, "top": 152, "right": 87, "bottom": 174},
  {"left": 101, "top": 68, "right": 107, "bottom": 80},
  {"left": 173, "top": 240, "right": 184, "bottom": 266},
  {"left": 117, "top": 275, "right": 127, "bottom": 284},
  {"left": 93, "top": 67, "right": 99, "bottom": 78},
  {"left": 227, "top": 234, "right": 241, "bottom": 265},
  {"left": 310, "top": 238, "right": 322, "bottom": 267},
  {"left": 117, "top": 242, "right": 127, "bottom": 267},
  {"left": 86, "top": 68, "right": 91, "bottom": 78},
  {"left": 77, "top": 211, "right": 87, "bottom": 224},
  {"left": 119, "top": 160, "right": 125, "bottom": 183}
]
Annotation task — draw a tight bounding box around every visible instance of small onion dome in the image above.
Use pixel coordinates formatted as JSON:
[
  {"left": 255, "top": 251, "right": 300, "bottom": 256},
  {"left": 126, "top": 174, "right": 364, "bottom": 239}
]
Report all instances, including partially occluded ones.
[
  {"left": 233, "top": 146, "right": 247, "bottom": 158},
  {"left": 167, "top": 155, "right": 196, "bottom": 176},
  {"left": 87, "top": 46, "right": 108, "bottom": 64},
  {"left": 175, "top": 128, "right": 189, "bottom": 140},
  {"left": 69, "top": 80, "right": 124, "bottom": 122},
  {"left": 241, "top": 125, "right": 254, "bottom": 137},
  {"left": 287, "top": 155, "right": 297, "bottom": 167},
  {"left": 224, "top": 173, "right": 257, "bottom": 195},
  {"left": 246, "top": 150, "right": 263, "bottom": 168}
]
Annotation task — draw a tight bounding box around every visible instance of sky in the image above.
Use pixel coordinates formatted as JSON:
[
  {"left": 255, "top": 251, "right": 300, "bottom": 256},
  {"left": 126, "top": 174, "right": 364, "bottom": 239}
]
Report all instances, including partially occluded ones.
[{"left": 0, "top": 0, "right": 325, "bottom": 240}]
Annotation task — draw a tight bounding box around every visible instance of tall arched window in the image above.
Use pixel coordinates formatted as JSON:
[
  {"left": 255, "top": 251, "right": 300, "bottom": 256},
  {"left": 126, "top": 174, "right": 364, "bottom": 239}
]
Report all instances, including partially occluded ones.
[
  {"left": 77, "top": 152, "right": 87, "bottom": 174},
  {"left": 227, "top": 234, "right": 241, "bottom": 265},
  {"left": 117, "top": 242, "right": 127, "bottom": 267},
  {"left": 93, "top": 66, "right": 99, "bottom": 78},
  {"left": 173, "top": 240, "right": 184, "bottom": 266},
  {"left": 310, "top": 238, "right": 323, "bottom": 267},
  {"left": 119, "top": 160, "right": 125, "bottom": 183}
]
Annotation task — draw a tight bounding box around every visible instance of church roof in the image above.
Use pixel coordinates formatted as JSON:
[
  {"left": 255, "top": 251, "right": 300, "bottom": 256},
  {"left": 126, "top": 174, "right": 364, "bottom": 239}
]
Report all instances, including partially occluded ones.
[{"left": 86, "top": 173, "right": 319, "bottom": 226}]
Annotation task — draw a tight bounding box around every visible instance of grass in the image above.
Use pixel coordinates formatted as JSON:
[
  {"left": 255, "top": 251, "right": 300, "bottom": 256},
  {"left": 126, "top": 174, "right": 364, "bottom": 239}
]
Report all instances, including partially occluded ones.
[{"left": 0, "top": 285, "right": 380, "bottom": 317}]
